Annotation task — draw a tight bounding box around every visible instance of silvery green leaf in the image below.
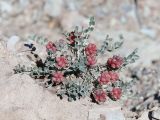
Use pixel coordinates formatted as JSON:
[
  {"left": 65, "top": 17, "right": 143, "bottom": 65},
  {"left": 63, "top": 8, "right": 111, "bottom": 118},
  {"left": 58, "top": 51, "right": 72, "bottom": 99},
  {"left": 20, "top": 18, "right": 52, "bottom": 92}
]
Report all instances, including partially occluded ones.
[
  {"left": 89, "top": 27, "right": 94, "bottom": 31},
  {"left": 68, "top": 97, "right": 73, "bottom": 102},
  {"left": 123, "top": 48, "right": 139, "bottom": 66},
  {"left": 89, "top": 17, "right": 95, "bottom": 26},
  {"left": 114, "top": 41, "right": 123, "bottom": 49},
  {"left": 84, "top": 29, "right": 89, "bottom": 33}
]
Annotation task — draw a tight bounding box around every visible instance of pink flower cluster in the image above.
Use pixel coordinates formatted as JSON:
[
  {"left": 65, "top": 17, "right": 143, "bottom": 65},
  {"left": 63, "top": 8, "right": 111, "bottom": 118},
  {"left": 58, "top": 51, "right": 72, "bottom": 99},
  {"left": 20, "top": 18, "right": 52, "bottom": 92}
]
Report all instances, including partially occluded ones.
[
  {"left": 56, "top": 56, "right": 68, "bottom": 68},
  {"left": 86, "top": 56, "right": 97, "bottom": 66},
  {"left": 14, "top": 17, "right": 138, "bottom": 104},
  {"left": 98, "top": 71, "right": 119, "bottom": 85},
  {"left": 94, "top": 66, "right": 122, "bottom": 103},
  {"left": 46, "top": 29, "right": 125, "bottom": 103},
  {"left": 93, "top": 88, "right": 122, "bottom": 103},
  {"left": 85, "top": 43, "right": 97, "bottom": 56},
  {"left": 93, "top": 89, "right": 107, "bottom": 103},
  {"left": 46, "top": 41, "right": 56, "bottom": 52},
  {"left": 52, "top": 71, "right": 64, "bottom": 84},
  {"left": 107, "top": 56, "right": 123, "bottom": 69},
  {"left": 85, "top": 43, "right": 97, "bottom": 66},
  {"left": 110, "top": 88, "right": 122, "bottom": 100}
]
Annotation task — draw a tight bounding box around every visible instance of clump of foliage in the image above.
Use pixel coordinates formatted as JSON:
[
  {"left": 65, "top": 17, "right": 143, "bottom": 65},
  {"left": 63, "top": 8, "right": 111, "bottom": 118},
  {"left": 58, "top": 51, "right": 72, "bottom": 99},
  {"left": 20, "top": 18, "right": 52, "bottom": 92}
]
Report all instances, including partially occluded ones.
[{"left": 14, "top": 17, "right": 139, "bottom": 104}]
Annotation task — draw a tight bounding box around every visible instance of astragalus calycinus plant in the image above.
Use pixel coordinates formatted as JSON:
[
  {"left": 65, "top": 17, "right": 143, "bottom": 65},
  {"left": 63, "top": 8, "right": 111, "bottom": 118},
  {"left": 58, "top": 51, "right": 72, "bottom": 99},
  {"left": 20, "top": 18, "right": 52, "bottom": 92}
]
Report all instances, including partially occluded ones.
[{"left": 14, "top": 17, "right": 139, "bottom": 104}]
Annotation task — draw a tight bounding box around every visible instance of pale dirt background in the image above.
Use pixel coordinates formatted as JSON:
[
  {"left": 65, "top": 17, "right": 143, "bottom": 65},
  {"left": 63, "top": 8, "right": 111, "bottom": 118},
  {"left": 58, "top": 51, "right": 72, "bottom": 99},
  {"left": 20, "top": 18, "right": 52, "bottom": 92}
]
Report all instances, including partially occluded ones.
[{"left": 0, "top": 0, "right": 160, "bottom": 120}]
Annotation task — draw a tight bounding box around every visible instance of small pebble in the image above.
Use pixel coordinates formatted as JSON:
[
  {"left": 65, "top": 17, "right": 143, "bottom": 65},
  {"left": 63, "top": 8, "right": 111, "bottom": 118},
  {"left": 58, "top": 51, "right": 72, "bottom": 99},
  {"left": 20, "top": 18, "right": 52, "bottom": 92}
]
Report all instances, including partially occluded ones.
[
  {"left": 152, "top": 109, "right": 160, "bottom": 120},
  {"left": 7, "top": 35, "right": 20, "bottom": 52},
  {"left": 140, "top": 27, "right": 157, "bottom": 39}
]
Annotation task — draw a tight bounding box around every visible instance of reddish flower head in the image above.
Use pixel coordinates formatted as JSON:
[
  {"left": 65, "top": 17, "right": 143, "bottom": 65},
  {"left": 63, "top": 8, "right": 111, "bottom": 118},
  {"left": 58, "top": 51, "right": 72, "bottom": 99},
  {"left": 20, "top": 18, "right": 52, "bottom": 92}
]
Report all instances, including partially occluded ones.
[
  {"left": 98, "top": 71, "right": 111, "bottom": 85},
  {"left": 110, "top": 88, "right": 122, "bottom": 100},
  {"left": 56, "top": 56, "right": 68, "bottom": 68},
  {"left": 85, "top": 43, "right": 97, "bottom": 56},
  {"left": 108, "top": 71, "right": 119, "bottom": 83},
  {"left": 52, "top": 72, "right": 64, "bottom": 84},
  {"left": 93, "top": 89, "right": 107, "bottom": 103},
  {"left": 46, "top": 41, "right": 56, "bottom": 52},
  {"left": 107, "top": 56, "right": 123, "bottom": 69},
  {"left": 86, "top": 56, "right": 97, "bottom": 66},
  {"left": 98, "top": 71, "right": 119, "bottom": 85},
  {"left": 68, "top": 32, "right": 76, "bottom": 45}
]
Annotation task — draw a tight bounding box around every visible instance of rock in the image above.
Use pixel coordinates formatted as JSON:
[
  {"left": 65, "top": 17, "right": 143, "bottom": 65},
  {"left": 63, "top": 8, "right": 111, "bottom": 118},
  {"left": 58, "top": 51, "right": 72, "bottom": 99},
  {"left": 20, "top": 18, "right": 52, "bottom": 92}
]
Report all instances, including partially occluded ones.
[
  {"left": 120, "top": 16, "right": 127, "bottom": 24},
  {"left": 141, "top": 27, "right": 157, "bottom": 39},
  {"left": 44, "top": 0, "right": 64, "bottom": 17},
  {"left": 123, "top": 109, "right": 137, "bottom": 120},
  {"left": 137, "top": 108, "right": 160, "bottom": 120},
  {"left": 122, "top": 4, "right": 133, "bottom": 13},
  {"left": 91, "top": 0, "right": 106, "bottom": 6},
  {"left": 152, "top": 109, "right": 160, "bottom": 120},
  {"left": 110, "top": 18, "right": 118, "bottom": 27},
  {"left": 88, "top": 103, "right": 125, "bottom": 120},
  {"left": 138, "top": 111, "right": 150, "bottom": 120},
  {"left": 7, "top": 36, "right": 20, "bottom": 52},
  {"left": 0, "top": 1, "right": 12, "bottom": 13},
  {"left": 19, "top": 0, "right": 29, "bottom": 8},
  {"left": 64, "top": 0, "right": 79, "bottom": 11},
  {"left": 0, "top": 74, "right": 91, "bottom": 120}
]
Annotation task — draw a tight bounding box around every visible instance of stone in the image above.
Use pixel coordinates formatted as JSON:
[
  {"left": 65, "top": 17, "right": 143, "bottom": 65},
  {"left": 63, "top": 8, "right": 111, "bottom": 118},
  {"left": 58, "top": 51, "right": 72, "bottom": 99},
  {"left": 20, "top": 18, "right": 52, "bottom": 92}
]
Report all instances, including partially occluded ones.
[
  {"left": 44, "top": 0, "right": 64, "bottom": 17},
  {"left": 110, "top": 18, "right": 118, "bottom": 27},
  {"left": 7, "top": 36, "right": 20, "bottom": 52},
  {"left": 64, "top": 0, "right": 78, "bottom": 11},
  {"left": 141, "top": 27, "right": 157, "bottom": 39},
  {"left": 0, "top": 1, "right": 12, "bottom": 13},
  {"left": 88, "top": 103, "right": 125, "bottom": 120},
  {"left": 138, "top": 111, "right": 149, "bottom": 120},
  {"left": 120, "top": 16, "right": 127, "bottom": 24},
  {"left": 152, "top": 109, "right": 160, "bottom": 120},
  {"left": 0, "top": 74, "right": 91, "bottom": 120},
  {"left": 19, "top": 0, "right": 29, "bottom": 8}
]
